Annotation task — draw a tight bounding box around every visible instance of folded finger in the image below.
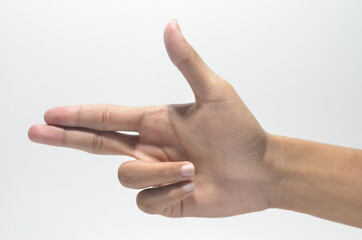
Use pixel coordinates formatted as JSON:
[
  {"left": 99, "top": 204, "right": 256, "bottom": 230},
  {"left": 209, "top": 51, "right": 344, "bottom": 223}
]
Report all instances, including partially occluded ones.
[
  {"left": 118, "top": 160, "right": 195, "bottom": 189},
  {"left": 136, "top": 181, "right": 195, "bottom": 215},
  {"left": 28, "top": 124, "right": 138, "bottom": 156}
]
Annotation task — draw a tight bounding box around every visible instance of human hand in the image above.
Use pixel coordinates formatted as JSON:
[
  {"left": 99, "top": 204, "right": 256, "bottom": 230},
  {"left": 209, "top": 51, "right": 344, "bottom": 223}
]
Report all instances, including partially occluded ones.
[{"left": 28, "top": 20, "right": 275, "bottom": 218}]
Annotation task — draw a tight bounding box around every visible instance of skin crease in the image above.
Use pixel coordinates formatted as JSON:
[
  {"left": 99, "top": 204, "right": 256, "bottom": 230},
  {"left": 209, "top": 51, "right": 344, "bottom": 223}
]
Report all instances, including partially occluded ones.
[{"left": 28, "top": 20, "right": 362, "bottom": 226}]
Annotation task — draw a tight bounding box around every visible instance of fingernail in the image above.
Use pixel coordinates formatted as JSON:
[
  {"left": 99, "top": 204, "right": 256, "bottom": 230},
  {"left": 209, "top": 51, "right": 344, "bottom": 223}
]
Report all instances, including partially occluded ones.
[
  {"left": 173, "top": 19, "right": 181, "bottom": 34},
  {"left": 181, "top": 163, "right": 195, "bottom": 177},
  {"left": 182, "top": 182, "right": 195, "bottom": 193}
]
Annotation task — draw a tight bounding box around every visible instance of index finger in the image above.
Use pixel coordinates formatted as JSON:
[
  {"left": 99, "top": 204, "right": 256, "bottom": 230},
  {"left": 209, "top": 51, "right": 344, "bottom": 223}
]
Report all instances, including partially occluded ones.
[{"left": 44, "top": 104, "right": 146, "bottom": 132}]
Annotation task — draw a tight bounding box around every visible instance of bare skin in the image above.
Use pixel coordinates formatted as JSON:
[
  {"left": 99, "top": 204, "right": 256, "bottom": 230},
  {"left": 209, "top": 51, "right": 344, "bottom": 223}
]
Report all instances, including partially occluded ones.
[{"left": 28, "top": 20, "right": 362, "bottom": 227}]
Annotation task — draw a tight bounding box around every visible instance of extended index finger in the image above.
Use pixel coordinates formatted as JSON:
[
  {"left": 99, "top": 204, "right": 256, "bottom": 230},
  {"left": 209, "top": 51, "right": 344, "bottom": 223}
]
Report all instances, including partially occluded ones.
[{"left": 44, "top": 104, "right": 146, "bottom": 131}]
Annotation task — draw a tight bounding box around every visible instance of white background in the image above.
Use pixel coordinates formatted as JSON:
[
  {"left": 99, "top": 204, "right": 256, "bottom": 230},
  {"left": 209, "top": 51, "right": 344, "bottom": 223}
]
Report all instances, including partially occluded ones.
[{"left": 1, "top": 0, "right": 361, "bottom": 239}]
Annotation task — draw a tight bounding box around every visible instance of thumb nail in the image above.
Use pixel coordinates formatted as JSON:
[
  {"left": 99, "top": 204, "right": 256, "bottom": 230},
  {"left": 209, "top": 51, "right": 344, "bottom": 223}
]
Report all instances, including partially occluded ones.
[{"left": 174, "top": 19, "right": 182, "bottom": 34}]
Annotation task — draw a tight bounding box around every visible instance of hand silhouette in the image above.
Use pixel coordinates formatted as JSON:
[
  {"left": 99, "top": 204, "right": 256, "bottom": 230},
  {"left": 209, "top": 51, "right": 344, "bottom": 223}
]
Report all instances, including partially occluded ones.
[{"left": 28, "top": 20, "right": 274, "bottom": 217}]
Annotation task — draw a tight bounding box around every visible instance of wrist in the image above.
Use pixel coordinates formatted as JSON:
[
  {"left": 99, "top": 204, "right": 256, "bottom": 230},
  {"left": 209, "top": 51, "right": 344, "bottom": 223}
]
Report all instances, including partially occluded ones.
[
  {"left": 261, "top": 133, "right": 362, "bottom": 227},
  {"left": 262, "top": 133, "right": 284, "bottom": 209}
]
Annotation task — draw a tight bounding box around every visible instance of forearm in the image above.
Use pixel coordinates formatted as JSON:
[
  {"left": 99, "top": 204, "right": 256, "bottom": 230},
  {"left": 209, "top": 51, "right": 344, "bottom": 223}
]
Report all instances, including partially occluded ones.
[{"left": 268, "top": 135, "right": 362, "bottom": 228}]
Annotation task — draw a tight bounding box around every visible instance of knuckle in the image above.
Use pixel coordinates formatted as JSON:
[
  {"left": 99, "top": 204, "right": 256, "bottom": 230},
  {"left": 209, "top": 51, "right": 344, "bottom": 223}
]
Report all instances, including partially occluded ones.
[
  {"left": 117, "top": 162, "right": 136, "bottom": 188},
  {"left": 174, "top": 49, "right": 198, "bottom": 69},
  {"left": 219, "top": 80, "right": 237, "bottom": 95},
  {"left": 175, "top": 55, "right": 193, "bottom": 69},
  {"left": 61, "top": 129, "right": 68, "bottom": 147},
  {"left": 209, "top": 79, "right": 238, "bottom": 102},
  {"left": 212, "top": 78, "right": 230, "bottom": 90},
  {"left": 100, "top": 104, "right": 112, "bottom": 130},
  {"left": 76, "top": 105, "right": 82, "bottom": 126},
  {"left": 91, "top": 132, "right": 103, "bottom": 154},
  {"left": 136, "top": 191, "right": 158, "bottom": 215}
]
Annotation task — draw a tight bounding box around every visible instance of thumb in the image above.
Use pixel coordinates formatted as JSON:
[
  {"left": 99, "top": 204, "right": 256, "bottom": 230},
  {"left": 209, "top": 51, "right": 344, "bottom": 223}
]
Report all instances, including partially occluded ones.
[{"left": 164, "top": 19, "right": 224, "bottom": 103}]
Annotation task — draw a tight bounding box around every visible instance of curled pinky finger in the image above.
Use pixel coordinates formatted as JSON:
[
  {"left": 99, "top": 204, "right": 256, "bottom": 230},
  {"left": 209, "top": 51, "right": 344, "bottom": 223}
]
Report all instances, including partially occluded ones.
[{"left": 136, "top": 181, "right": 195, "bottom": 217}]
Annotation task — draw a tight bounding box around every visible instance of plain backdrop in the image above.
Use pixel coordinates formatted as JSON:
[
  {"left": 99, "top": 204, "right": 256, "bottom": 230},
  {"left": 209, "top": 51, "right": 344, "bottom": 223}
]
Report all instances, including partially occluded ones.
[{"left": 0, "top": 0, "right": 361, "bottom": 239}]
